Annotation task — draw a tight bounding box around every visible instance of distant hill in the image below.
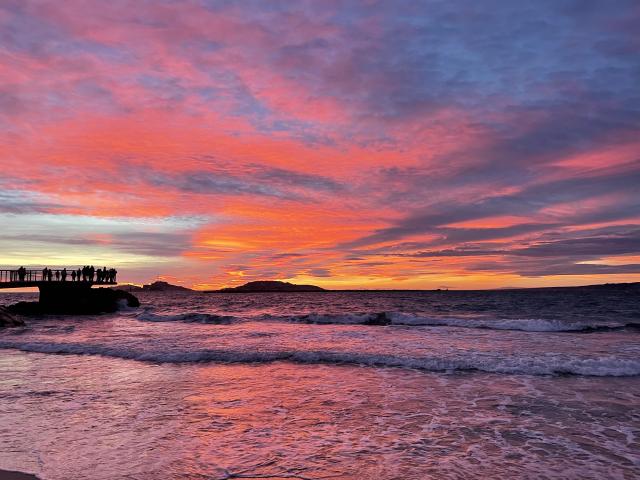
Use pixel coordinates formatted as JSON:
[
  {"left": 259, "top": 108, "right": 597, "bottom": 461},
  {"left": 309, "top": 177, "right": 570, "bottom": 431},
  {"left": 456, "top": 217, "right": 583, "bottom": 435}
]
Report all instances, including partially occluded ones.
[
  {"left": 113, "top": 284, "right": 144, "bottom": 292},
  {"left": 114, "top": 281, "right": 192, "bottom": 292},
  {"left": 212, "top": 280, "right": 325, "bottom": 293},
  {"left": 143, "top": 281, "right": 192, "bottom": 292}
]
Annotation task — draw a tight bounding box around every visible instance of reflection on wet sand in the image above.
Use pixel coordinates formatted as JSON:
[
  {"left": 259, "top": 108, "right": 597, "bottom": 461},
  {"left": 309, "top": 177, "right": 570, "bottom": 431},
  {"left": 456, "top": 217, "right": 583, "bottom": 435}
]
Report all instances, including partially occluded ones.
[{"left": 0, "top": 351, "right": 638, "bottom": 479}]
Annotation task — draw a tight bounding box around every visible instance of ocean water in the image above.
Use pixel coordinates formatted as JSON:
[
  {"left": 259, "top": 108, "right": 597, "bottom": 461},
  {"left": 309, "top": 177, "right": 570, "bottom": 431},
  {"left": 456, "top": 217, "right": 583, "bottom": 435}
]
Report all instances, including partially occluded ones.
[{"left": 0, "top": 288, "right": 639, "bottom": 479}]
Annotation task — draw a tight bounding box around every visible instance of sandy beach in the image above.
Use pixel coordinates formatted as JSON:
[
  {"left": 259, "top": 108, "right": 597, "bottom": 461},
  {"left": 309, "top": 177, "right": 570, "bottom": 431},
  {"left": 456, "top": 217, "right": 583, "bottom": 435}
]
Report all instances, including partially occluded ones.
[{"left": 1, "top": 289, "right": 639, "bottom": 479}]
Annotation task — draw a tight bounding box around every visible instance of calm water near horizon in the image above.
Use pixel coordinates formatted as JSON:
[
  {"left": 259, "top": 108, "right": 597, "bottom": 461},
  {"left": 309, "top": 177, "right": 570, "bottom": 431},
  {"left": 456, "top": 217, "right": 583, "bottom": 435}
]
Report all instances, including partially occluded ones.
[{"left": 1, "top": 288, "right": 639, "bottom": 479}]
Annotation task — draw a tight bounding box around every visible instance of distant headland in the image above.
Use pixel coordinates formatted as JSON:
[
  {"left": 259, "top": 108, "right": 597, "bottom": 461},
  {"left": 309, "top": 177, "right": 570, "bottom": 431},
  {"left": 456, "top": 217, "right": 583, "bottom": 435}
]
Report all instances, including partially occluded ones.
[
  {"left": 125, "top": 280, "right": 637, "bottom": 293},
  {"left": 116, "top": 279, "right": 325, "bottom": 293},
  {"left": 116, "top": 281, "right": 193, "bottom": 292},
  {"left": 208, "top": 280, "right": 326, "bottom": 293}
]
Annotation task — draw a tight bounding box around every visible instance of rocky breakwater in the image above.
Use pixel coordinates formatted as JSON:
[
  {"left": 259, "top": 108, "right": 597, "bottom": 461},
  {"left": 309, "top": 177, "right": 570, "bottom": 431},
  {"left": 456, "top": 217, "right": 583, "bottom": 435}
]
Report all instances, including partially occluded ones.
[
  {"left": 6, "top": 288, "right": 140, "bottom": 316},
  {"left": 0, "top": 305, "right": 25, "bottom": 328}
]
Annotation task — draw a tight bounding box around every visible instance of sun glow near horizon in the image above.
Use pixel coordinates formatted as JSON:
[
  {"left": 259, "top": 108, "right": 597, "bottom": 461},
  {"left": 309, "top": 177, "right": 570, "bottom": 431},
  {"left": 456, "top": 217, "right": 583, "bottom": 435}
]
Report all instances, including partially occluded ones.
[{"left": 1, "top": 1, "right": 639, "bottom": 290}]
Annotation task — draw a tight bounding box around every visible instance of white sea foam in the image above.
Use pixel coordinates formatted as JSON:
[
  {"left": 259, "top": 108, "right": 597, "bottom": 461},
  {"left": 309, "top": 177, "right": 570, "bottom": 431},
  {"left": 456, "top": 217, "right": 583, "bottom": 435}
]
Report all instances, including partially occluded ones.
[
  {"left": 116, "top": 298, "right": 139, "bottom": 311},
  {"left": 1, "top": 340, "right": 639, "bottom": 377},
  {"left": 276, "top": 311, "right": 625, "bottom": 332},
  {"left": 287, "top": 312, "right": 384, "bottom": 325},
  {"left": 386, "top": 313, "right": 625, "bottom": 332}
]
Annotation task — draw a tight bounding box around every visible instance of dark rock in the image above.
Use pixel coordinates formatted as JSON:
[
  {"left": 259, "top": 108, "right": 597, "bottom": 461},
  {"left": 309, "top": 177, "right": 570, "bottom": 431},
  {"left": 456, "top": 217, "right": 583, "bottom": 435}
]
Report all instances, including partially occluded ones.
[
  {"left": 215, "top": 281, "right": 325, "bottom": 293},
  {"left": 6, "top": 288, "right": 140, "bottom": 315},
  {"left": 74, "top": 288, "right": 140, "bottom": 313},
  {"left": 0, "top": 305, "right": 26, "bottom": 327},
  {"left": 112, "top": 289, "right": 141, "bottom": 308},
  {"left": 5, "top": 302, "right": 41, "bottom": 316},
  {"left": 0, "top": 469, "right": 40, "bottom": 480}
]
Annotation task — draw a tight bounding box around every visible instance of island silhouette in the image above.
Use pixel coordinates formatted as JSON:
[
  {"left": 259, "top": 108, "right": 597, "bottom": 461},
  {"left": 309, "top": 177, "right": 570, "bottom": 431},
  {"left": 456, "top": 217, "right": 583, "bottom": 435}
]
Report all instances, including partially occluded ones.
[
  {"left": 115, "top": 280, "right": 325, "bottom": 293},
  {"left": 210, "top": 281, "right": 326, "bottom": 293}
]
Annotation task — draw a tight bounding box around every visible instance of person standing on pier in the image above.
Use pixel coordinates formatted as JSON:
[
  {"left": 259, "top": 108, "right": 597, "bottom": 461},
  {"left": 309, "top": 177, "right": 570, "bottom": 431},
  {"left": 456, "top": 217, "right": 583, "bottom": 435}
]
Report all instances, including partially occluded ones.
[
  {"left": 62, "top": 268, "right": 67, "bottom": 281},
  {"left": 77, "top": 268, "right": 81, "bottom": 281},
  {"left": 71, "top": 270, "right": 76, "bottom": 282}
]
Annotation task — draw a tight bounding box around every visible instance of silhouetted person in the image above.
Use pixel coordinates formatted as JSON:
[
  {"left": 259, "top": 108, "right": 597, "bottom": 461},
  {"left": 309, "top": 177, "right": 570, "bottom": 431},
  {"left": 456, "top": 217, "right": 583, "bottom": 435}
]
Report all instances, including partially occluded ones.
[
  {"left": 18, "top": 267, "right": 26, "bottom": 282},
  {"left": 77, "top": 268, "right": 81, "bottom": 281},
  {"left": 82, "top": 266, "right": 88, "bottom": 281},
  {"left": 42, "top": 267, "right": 48, "bottom": 281},
  {"left": 55, "top": 270, "right": 60, "bottom": 281},
  {"left": 61, "top": 268, "right": 67, "bottom": 281},
  {"left": 89, "top": 266, "right": 95, "bottom": 282},
  {"left": 71, "top": 270, "right": 76, "bottom": 282},
  {"left": 47, "top": 269, "right": 53, "bottom": 282},
  {"left": 112, "top": 268, "right": 117, "bottom": 283}
]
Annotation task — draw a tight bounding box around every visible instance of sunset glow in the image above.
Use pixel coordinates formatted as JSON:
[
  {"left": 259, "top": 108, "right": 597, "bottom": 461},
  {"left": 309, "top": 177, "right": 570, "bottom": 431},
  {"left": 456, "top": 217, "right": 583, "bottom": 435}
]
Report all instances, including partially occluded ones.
[{"left": 2, "top": 0, "right": 639, "bottom": 289}]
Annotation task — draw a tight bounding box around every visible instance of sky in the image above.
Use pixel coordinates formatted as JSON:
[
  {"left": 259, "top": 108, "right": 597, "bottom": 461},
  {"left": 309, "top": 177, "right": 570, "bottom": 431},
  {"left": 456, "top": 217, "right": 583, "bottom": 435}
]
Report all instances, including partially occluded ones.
[{"left": 1, "top": 0, "right": 639, "bottom": 290}]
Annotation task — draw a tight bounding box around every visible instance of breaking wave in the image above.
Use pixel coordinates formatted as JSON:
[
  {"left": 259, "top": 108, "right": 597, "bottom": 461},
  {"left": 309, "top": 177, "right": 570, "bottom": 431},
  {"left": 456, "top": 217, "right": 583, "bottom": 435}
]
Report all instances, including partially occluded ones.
[
  {"left": 136, "top": 312, "right": 236, "bottom": 324},
  {"left": 1, "top": 340, "right": 639, "bottom": 377},
  {"left": 268, "top": 312, "right": 635, "bottom": 332}
]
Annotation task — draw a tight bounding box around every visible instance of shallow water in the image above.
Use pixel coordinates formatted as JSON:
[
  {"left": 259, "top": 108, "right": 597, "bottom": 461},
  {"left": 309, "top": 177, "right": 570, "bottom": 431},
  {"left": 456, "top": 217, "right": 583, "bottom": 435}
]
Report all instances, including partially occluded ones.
[{"left": 1, "top": 289, "right": 639, "bottom": 478}]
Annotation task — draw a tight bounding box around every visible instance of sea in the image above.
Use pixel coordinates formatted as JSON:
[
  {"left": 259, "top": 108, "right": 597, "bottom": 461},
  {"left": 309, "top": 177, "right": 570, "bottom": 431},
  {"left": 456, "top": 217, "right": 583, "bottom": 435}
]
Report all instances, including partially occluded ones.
[{"left": 1, "top": 286, "right": 639, "bottom": 479}]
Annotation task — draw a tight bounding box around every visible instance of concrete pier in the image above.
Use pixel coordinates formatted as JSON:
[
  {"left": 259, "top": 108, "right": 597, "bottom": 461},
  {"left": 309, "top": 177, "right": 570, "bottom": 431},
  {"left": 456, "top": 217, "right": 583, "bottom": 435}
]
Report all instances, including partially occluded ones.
[
  {"left": 38, "top": 281, "right": 95, "bottom": 311},
  {"left": 0, "top": 268, "right": 121, "bottom": 314}
]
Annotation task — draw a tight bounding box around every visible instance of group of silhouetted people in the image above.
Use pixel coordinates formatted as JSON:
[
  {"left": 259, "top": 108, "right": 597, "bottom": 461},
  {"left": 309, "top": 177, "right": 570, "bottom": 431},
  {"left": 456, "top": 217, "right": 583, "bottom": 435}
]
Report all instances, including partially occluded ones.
[
  {"left": 8, "top": 267, "right": 27, "bottom": 282},
  {"left": 52, "top": 266, "right": 117, "bottom": 283},
  {"left": 78, "top": 266, "right": 117, "bottom": 283},
  {"left": 4, "top": 266, "right": 117, "bottom": 284}
]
